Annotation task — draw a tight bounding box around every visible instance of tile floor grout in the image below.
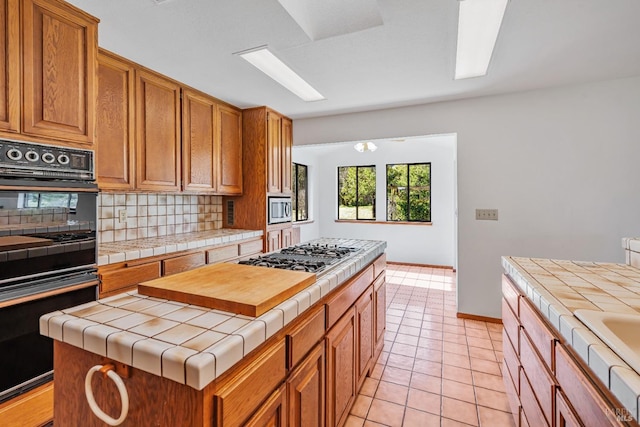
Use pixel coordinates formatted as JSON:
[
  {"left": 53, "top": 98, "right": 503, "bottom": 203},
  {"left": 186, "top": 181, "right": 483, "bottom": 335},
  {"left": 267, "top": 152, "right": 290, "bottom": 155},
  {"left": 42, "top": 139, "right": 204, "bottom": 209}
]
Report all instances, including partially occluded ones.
[{"left": 345, "top": 264, "right": 516, "bottom": 427}]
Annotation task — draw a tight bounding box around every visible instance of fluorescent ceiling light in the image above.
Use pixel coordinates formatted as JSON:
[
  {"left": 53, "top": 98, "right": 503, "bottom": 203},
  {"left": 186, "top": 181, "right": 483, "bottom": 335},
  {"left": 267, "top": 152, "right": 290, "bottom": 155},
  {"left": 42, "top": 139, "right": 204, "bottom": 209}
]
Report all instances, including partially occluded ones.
[
  {"left": 455, "top": 0, "right": 508, "bottom": 80},
  {"left": 237, "top": 46, "right": 325, "bottom": 102}
]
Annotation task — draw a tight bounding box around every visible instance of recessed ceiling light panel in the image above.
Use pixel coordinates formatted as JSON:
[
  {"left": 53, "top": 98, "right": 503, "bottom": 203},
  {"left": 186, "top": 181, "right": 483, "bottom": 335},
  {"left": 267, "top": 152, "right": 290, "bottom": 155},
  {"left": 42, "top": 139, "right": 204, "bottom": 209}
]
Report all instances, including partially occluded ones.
[
  {"left": 237, "top": 46, "right": 325, "bottom": 102},
  {"left": 455, "top": 0, "right": 508, "bottom": 80}
]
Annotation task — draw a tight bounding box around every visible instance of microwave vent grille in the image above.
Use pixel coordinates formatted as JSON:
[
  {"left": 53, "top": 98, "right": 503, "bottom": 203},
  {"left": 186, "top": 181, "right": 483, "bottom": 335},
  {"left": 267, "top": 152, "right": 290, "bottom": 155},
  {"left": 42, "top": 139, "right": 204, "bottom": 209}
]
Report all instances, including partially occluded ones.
[{"left": 226, "top": 200, "right": 234, "bottom": 226}]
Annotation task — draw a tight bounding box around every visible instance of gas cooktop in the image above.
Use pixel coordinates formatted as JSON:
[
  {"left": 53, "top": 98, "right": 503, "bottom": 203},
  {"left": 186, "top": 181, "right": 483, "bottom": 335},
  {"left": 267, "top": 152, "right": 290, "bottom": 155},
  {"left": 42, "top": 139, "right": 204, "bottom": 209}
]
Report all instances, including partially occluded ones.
[{"left": 238, "top": 243, "right": 358, "bottom": 273}]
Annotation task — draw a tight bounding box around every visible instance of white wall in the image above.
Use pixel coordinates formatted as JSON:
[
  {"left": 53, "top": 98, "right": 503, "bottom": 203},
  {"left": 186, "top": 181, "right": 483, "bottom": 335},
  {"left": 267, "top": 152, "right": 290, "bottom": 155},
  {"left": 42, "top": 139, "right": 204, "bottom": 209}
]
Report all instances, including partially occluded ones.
[
  {"left": 293, "top": 136, "right": 456, "bottom": 266},
  {"left": 293, "top": 75, "right": 640, "bottom": 318}
]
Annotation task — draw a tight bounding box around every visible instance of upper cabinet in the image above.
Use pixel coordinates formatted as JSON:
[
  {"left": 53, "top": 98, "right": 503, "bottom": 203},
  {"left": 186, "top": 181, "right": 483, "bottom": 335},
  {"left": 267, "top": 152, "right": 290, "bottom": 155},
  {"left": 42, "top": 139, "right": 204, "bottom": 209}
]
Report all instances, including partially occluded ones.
[
  {"left": 21, "top": 0, "right": 97, "bottom": 145},
  {"left": 1, "top": 0, "right": 97, "bottom": 146},
  {"left": 96, "top": 50, "right": 135, "bottom": 190},
  {"left": 0, "top": 0, "right": 19, "bottom": 133},
  {"left": 135, "top": 69, "right": 181, "bottom": 191},
  {"left": 217, "top": 104, "right": 243, "bottom": 195},
  {"left": 182, "top": 88, "right": 217, "bottom": 193},
  {"left": 266, "top": 111, "right": 292, "bottom": 195}
]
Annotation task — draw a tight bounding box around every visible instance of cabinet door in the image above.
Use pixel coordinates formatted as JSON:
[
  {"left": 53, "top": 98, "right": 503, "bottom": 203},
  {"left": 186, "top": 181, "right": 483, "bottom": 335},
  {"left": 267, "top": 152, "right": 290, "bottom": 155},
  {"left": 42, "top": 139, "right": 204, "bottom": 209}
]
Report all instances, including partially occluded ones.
[
  {"left": 22, "top": 0, "right": 97, "bottom": 144},
  {"left": 0, "top": 0, "right": 19, "bottom": 133},
  {"left": 96, "top": 50, "right": 135, "bottom": 190},
  {"left": 217, "top": 104, "right": 243, "bottom": 194},
  {"left": 281, "top": 227, "right": 293, "bottom": 249},
  {"left": 326, "top": 307, "right": 356, "bottom": 427},
  {"left": 267, "top": 229, "right": 282, "bottom": 252},
  {"left": 356, "top": 286, "right": 374, "bottom": 390},
  {"left": 245, "top": 384, "right": 287, "bottom": 427},
  {"left": 267, "top": 111, "right": 282, "bottom": 193},
  {"left": 182, "top": 89, "right": 215, "bottom": 192},
  {"left": 373, "top": 275, "right": 386, "bottom": 359},
  {"left": 135, "top": 69, "right": 181, "bottom": 191},
  {"left": 281, "top": 117, "right": 292, "bottom": 194},
  {"left": 287, "top": 344, "right": 325, "bottom": 427}
]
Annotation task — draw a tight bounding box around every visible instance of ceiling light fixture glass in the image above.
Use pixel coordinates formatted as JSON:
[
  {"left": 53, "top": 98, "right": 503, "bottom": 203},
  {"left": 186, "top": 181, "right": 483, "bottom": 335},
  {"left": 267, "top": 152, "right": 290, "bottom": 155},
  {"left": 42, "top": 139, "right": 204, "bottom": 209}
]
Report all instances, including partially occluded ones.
[
  {"left": 455, "top": 0, "right": 508, "bottom": 80},
  {"left": 354, "top": 142, "right": 377, "bottom": 152},
  {"left": 236, "top": 46, "right": 325, "bottom": 102}
]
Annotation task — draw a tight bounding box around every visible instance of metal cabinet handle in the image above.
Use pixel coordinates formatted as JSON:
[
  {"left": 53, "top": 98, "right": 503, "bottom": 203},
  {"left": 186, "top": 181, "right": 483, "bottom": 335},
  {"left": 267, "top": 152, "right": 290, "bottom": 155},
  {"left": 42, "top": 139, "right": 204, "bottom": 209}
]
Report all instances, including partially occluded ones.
[{"left": 85, "top": 364, "right": 129, "bottom": 426}]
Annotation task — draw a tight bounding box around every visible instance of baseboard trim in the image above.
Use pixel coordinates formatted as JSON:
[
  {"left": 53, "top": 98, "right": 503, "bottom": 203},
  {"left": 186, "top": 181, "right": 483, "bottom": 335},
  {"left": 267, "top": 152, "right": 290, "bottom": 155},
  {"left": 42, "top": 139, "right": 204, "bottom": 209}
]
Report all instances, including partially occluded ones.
[
  {"left": 456, "top": 312, "right": 502, "bottom": 324},
  {"left": 386, "top": 261, "right": 454, "bottom": 270}
]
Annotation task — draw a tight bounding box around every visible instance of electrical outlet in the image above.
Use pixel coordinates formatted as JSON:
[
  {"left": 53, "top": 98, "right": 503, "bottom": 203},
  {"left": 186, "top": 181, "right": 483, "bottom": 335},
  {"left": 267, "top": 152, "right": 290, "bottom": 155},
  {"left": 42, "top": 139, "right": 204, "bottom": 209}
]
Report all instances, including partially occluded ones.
[
  {"left": 118, "top": 209, "right": 127, "bottom": 223},
  {"left": 475, "top": 209, "right": 498, "bottom": 221}
]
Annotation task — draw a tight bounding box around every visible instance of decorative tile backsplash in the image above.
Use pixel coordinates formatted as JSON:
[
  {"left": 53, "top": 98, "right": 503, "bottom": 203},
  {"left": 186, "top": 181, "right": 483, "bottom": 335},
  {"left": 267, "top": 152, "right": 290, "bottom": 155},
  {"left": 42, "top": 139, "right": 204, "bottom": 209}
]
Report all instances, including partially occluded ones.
[
  {"left": 98, "top": 193, "right": 222, "bottom": 243},
  {"left": 0, "top": 207, "right": 69, "bottom": 227}
]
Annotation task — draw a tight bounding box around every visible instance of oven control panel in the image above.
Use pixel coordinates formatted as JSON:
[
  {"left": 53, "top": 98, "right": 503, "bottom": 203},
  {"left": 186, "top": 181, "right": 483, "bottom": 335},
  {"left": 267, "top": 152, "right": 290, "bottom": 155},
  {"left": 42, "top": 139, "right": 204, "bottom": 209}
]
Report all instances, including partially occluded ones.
[{"left": 0, "top": 139, "right": 94, "bottom": 181}]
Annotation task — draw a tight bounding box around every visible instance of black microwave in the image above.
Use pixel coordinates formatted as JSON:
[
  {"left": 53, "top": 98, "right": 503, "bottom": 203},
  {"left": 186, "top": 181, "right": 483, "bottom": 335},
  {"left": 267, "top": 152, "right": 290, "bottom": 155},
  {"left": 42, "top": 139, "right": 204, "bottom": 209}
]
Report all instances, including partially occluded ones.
[{"left": 268, "top": 196, "right": 292, "bottom": 224}]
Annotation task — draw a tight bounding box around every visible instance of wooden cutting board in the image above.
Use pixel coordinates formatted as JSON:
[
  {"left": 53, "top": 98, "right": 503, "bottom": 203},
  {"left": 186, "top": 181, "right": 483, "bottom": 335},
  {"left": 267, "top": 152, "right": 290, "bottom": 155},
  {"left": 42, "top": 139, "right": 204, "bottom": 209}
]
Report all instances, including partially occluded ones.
[
  {"left": 0, "top": 235, "right": 53, "bottom": 251},
  {"left": 137, "top": 263, "right": 316, "bottom": 317}
]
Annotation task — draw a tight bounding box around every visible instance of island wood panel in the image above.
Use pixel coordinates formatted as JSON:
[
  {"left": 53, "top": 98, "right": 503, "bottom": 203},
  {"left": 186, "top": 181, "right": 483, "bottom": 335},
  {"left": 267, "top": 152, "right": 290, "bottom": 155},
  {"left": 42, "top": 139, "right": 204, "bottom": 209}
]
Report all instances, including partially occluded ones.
[
  {"left": 96, "top": 49, "right": 136, "bottom": 190},
  {"left": 22, "top": 0, "right": 97, "bottom": 145},
  {"left": 355, "top": 286, "right": 373, "bottom": 391},
  {"left": 217, "top": 104, "right": 243, "bottom": 195},
  {"left": 287, "top": 305, "right": 325, "bottom": 369},
  {"left": 53, "top": 341, "right": 205, "bottom": 427},
  {"left": 138, "top": 262, "right": 316, "bottom": 317},
  {"left": 135, "top": 69, "right": 181, "bottom": 191},
  {"left": 326, "top": 306, "right": 356, "bottom": 427},
  {"left": 0, "top": 0, "right": 19, "bottom": 133},
  {"left": 287, "top": 343, "right": 325, "bottom": 427},
  {"left": 182, "top": 88, "right": 216, "bottom": 192},
  {"left": 325, "top": 265, "right": 374, "bottom": 328},
  {"left": 373, "top": 274, "right": 386, "bottom": 359},
  {"left": 245, "top": 383, "right": 287, "bottom": 427}
]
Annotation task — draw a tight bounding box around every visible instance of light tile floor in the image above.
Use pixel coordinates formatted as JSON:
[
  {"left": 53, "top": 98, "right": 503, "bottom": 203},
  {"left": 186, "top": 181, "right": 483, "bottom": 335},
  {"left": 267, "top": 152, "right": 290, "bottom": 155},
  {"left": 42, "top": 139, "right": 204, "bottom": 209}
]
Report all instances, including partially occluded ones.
[{"left": 346, "top": 264, "right": 516, "bottom": 427}]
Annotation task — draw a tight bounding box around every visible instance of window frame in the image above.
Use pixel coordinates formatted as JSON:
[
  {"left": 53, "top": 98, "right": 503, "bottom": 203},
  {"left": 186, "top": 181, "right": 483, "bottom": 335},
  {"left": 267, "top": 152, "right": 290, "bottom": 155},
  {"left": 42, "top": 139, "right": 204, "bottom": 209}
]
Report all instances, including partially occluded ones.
[
  {"left": 386, "top": 162, "right": 431, "bottom": 223},
  {"left": 292, "top": 162, "right": 309, "bottom": 222},
  {"left": 337, "top": 165, "right": 376, "bottom": 221}
]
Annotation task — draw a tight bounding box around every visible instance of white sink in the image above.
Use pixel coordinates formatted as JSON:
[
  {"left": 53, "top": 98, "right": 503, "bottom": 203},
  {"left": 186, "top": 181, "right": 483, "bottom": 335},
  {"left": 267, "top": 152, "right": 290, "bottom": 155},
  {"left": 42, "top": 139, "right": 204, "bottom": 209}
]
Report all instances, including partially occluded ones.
[{"left": 574, "top": 309, "right": 640, "bottom": 375}]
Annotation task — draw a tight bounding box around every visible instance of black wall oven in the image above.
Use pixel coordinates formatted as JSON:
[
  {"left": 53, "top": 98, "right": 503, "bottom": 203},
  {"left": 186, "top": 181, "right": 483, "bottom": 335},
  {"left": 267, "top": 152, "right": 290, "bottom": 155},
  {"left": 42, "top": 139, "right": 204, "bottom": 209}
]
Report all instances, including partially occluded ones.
[{"left": 0, "top": 139, "right": 98, "bottom": 403}]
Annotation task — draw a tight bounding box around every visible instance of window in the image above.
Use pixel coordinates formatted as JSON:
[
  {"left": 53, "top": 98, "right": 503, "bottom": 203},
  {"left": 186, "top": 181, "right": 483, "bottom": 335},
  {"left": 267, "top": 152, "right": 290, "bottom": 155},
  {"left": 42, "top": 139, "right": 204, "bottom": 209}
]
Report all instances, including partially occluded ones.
[
  {"left": 20, "top": 193, "right": 78, "bottom": 211},
  {"left": 386, "top": 163, "right": 431, "bottom": 222},
  {"left": 292, "top": 163, "right": 308, "bottom": 222},
  {"left": 338, "top": 166, "right": 376, "bottom": 220}
]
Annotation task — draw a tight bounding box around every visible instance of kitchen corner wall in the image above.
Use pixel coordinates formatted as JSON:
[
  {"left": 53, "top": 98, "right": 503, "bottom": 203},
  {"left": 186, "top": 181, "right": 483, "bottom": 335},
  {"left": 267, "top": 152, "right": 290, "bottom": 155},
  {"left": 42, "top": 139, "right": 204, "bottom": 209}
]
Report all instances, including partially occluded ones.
[{"left": 98, "top": 193, "right": 222, "bottom": 244}]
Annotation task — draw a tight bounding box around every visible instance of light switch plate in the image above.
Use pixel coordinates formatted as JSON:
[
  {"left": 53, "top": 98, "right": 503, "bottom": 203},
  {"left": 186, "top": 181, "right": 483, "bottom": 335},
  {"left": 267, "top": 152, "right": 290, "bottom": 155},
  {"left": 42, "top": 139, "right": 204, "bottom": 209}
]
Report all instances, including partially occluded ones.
[
  {"left": 118, "top": 209, "right": 127, "bottom": 223},
  {"left": 476, "top": 209, "right": 498, "bottom": 221}
]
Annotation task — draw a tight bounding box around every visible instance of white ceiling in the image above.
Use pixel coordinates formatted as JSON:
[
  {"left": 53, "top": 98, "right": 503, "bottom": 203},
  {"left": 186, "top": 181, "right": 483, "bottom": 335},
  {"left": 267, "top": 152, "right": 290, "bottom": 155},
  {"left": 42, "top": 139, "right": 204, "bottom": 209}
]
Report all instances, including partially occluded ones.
[{"left": 67, "top": 0, "right": 640, "bottom": 120}]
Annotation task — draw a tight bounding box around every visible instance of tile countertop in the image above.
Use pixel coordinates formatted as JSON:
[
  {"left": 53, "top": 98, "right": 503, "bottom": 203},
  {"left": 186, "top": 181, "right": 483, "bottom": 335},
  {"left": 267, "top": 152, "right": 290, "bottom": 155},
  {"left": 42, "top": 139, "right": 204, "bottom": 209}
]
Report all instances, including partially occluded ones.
[
  {"left": 502, "top": 256, "right": 640, "bottom": 423},
  {"left": 98, "top": 228, "right": 263, "bottom": 266},
  {"left": 41, "top": 238, "right": 387, "bottom": 390}
]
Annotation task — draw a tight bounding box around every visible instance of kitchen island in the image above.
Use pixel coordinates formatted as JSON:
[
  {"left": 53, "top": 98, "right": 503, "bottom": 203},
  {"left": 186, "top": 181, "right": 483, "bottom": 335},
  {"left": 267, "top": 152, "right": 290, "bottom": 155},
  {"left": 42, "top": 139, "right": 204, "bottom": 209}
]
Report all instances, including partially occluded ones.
[
  {"left": 41, "top": 238, "right": 386, "bottom": 426},
  {"left": 502, "top": 256, "right": 640, "bottom": 427}
]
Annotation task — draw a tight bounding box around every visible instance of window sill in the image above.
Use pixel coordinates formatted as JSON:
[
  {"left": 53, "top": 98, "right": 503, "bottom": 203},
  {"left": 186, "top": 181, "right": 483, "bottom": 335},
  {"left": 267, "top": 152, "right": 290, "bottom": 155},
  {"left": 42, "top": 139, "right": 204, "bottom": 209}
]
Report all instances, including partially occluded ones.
[
  {"left": 334, "top": 220, "right": 432, "bottom": 226},
  {"left": 292, "top": 219, "right": 314, "bottom": 226}
]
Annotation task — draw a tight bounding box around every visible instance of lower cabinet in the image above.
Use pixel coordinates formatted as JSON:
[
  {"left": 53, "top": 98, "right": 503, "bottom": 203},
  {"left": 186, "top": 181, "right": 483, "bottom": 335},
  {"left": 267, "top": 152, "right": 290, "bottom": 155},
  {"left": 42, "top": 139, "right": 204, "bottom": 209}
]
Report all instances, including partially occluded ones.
[
  {"left": 355, "top": 286, "right": 373, "bottom": 391},
  {"left": 287, "top": 344, "right": 325, "bottom": 427},
  {"left": 267, "top": 226, "right": 294, "bottom": 252},
  {"left": 245, "top": 384, "right": 287, "bottom": 427},
  {"left": 326, "top": 306, "right": 356, "bottom": 427},
  {"left": 373, "top": 274, "right": 386, "bottom": 359}
]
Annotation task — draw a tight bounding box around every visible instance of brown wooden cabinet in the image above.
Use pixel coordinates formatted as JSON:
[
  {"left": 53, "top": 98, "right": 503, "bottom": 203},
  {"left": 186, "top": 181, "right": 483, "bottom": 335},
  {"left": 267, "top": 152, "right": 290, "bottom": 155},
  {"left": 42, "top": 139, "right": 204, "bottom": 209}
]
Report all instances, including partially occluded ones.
[
  {"left": 246, "top": 384, "right": 287, "bottom": 427},
  {"left": 182, "top": 88, "right": 216, "bottom": 192},
  {"left": 96, "top": 49, "right": 136, "bottom": 190},
  {"left": 0, "top": 0, "right": 19, "bottom": 134},
  {"left": 356, "top": 286, "right": 374, "bottom": 391},
  {"left": 217, "top": 104, "right": 243, "bottom": 195},
  {"left": 373, "top": 274, "right": 386, "bottom": 359},
  {"left": 326, "top": 306, "right": 356, "bottom": 427},
  {"left": 135, "top": 69, "right": 181, "bottom": 191},
  {"left": 287, "top": 343, "right": 325, "bottom": 427},
  {"left": 268, "top": 228, "right": 283, "bottom": 252},
  {"left": 21, "top": 0, "right": 97, "bottom": 145},
  {"left": 224, "top": 106, "right": 293, "bottom": 251}
]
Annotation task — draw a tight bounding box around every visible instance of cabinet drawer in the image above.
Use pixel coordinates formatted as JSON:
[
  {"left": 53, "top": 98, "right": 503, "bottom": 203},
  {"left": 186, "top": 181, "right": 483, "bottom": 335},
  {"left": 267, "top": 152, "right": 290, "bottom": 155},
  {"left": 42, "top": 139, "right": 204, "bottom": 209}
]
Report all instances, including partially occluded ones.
[
  {"left": 502, "top": 298, "right": 519, "bottom": 353},
  {"left": 326, "top": 265, "right": 374, "bottom": 329},
  {"left": 556, "top": 389, "right": 582, "bottom": 427},
  {"left": 520, "top": 298, "right": 557, "bottom": 370},
  {"left": 502, "top": 274, "right": 521, "bottom": 317},
  {"left": 287, "top": 305, "right": 325, "bottom": 369},
  {"left": 206, "top": 244, "right": 239, "bottom": 264},
  {"left": 520, "top": 329, "right": 555, "bottom": 426},
  {"left": 373, "top": 254, "right": 386, "bottom": 279},
  {"left": 555, "top": 345, "right": 622, "bottom": 427},
  {"left": 162, "top": 252, "right": 206, "bottom": 276},
  {"left": 214, "top": 339, "right": 286, "bottom": 427},
  {"left": 239, "top": 239, "right": 263, "bottom": 256},
  {"left": 502, "top": 328, "right": 519, "bottom": 395},
  {"left": 520, "top": 368, "right": 549, "bottom": 427},
  {"left": 99, "top": 261, "right": 161, "bottom": 294}
]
